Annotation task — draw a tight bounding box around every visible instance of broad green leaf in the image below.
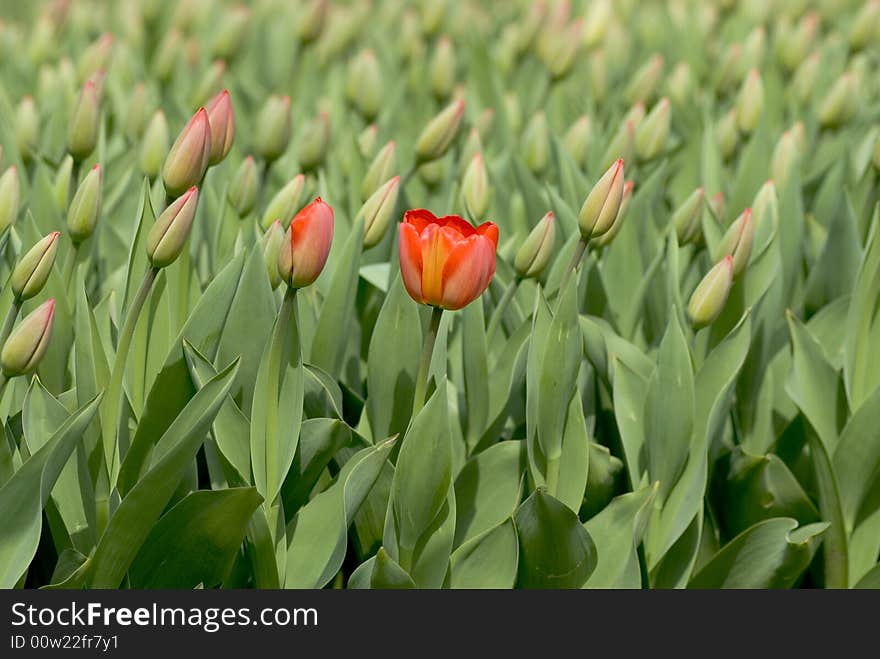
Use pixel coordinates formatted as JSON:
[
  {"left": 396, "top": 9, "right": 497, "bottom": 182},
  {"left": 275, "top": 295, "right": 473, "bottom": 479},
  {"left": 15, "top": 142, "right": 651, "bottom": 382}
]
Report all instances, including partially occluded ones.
[
  {"left": 281, "top": 418, "right": 351, "bottom": 518},
  {"left": 370, "top": 547, "right": 416, "bottom": 589},
  {"left": 807, "top": 432, "right": 848, "bottom": 589},
  {"left": 449, "top": 518, "right": 518, "bottom": 589},
  {"left": 833, "top": 384, "right": 880, "bottom": 533},
  {"left": 461, "top": 298, "right": 489, "bottom": 448},
  {"left": 556, "top": 389, "right": 590, "bottom": 513}
]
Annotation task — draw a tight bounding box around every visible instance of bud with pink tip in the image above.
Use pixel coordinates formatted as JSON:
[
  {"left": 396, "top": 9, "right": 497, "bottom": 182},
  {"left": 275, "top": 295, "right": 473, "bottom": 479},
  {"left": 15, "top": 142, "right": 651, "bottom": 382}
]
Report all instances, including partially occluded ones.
[{"left": 162, "top": 108, "right": 212, "bottom": 197}]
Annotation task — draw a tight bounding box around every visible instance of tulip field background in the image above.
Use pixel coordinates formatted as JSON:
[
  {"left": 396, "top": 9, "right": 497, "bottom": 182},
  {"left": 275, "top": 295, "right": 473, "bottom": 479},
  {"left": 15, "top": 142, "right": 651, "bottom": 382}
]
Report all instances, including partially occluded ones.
[{"left": 1, "top": 0, "right": 880, "bottom": 590}]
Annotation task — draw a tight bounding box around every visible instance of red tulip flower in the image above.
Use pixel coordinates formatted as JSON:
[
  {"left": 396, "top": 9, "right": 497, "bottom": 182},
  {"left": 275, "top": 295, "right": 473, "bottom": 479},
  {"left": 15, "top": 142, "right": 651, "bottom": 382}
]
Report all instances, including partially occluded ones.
[
  {"left": 399, "top": 209, "right": 498, "bottom": 310},
  {"left": 278, "top": 197, "right": 335, "bottom": 288}
]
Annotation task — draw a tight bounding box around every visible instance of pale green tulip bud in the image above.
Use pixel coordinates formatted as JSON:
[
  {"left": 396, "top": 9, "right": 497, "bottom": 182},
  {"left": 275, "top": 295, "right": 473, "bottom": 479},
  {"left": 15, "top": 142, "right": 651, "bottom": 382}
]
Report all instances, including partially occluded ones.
[
  {"left": 563, "top": 115, "right": 591, "bottom": 167},
  {"left": 462, "top": 153, "right": 489, "bottom": 218},
  {"left": 522, "top": 111, "right": 549, "bottom": 175},
  {"left": 254, "top": 95, "right": 292, "bottom": 163},
  {"left": 594, "top": 179, "right": 634, "bottom": 247},
  {"left": 67, "top": 80, "right": 100, "bottom": 162},
  {"left": 430, "top": 37, "right": 456, "bottom": 101},
  {"left": 818, "top": 72, "right": 859, "bottom": 129},
  {"left": 0, "top": 166, "right": 21, "bottom": 235},
  {"left": 751, "top": 180, "right": 779, "bottom": 250},
  {"left": 15, "top": 96, "right": 38, "bottom": 164},
  {"left": 708, "top": 192, "right": 725, "bottom": 221},
  {"left": 515, "top": 0, "right": 546, "bottom": 52},
  {"left": 361, "top": 140, "right": 396, "bottom": 201},
  {"left": 588, "top": 50, "right": 608, "bottom": 103},
  {"left": 361, "top": 176, "right": 400, "bottom": 248},
  {"left": 211, "top": 6, "right": 251, "bottom": 60},
  {"left": 422, "top": 0, "right": 448, "bottom": 36},
  {"left": 162, "top": 108, "right": 212, "bottom": 198},
  {"left": 459, "top": 128, "right": 483, "bottom": 177},
  {"left": 67, "top": 164, "right": 102, "bottom": 244},
  {"left": 503, "top": 93, "right": 522, "bottom": 135},
  {"left": 1, "top": 299, "right": 55, "bottom": 377},
  {"left": 624, "top": 54, "right": 663, "bottom": 105},
  {"left": 140, "top": 110, "right": 168, "bottom": 180},
  {"left": 124, "top": 83, "right": 149, "bottom": 142},
  {"left": 417, "top": 158, "right": 446, "bottom": 189},
  {"left": 299, "top": 0, "right": 329, "bottom": 44},
  {"left": 791, "top": 53, "right": 820, "bottom": 104},
  {"left": 583, "top": 0, "right": 612, "bottom": 47},
  {"left": 346, "top": 49, "right": 383, "bottom": 121},
  {"left": 717, "top": 109, "right": 739, "bottom": 161},
  {"left": 742, "top": 26, "right": 766, "bottom": 71},
  {"left": 53, "top": 156, "right": 73, "bottom": 210},
  {"left": 191, "top": 60, "right": 227, "bottom": 111},
  {"left": 635, "top": 98, "right": 670, "bottom": 161},
  {"left": 713, "top": 208, "right": 754, "bottom": 275},
  {"left": 357, "top": 124, "right": 378, "bottom": 158},
  {"left": 260, "top": 220, "right": 285, "bottom": 290},
  {"left": 735, "top": 69, "right": 764, "bottom": 134},
  {"left": 147, "top": 186, "right": 199, "bottom": 268},
  {"left": 85, "top": 69, "right": 107, "bottom": 103},
  {"left": 261, "top": 174, "right": 305, "bottom": 230},
  {"left": 298, "top": 111, "right": 331, "bottom": 172},
  {"left": 578, "top": 158, "right": 625, "bottom": 240},
  {"left": 228, "top": 156, "right": 259, "bottom": 217},
  {"left": 415, "top": 98, "right": 465, "bottom": 164},
  {"left": 515, "top": 211, "right": 556, "bottom": 279},
  {"left": 537, "top": 0, "right": 570, "bottom": 63},
  {"left": 475, "top": 108, "right": 495, "bottom": 141},
  {"left": 77, "top": 32, "right": 113, "bottom": 82},
  {"left": 400, "top": 10, "right": 423, "bottom": 63},
  {"left": 688, "top": 256, "right": 734, "bottom": 329},
  {"left": 600, "top": 105, "right": 642, "bottom": 171},
  {"left": 850, "top": 0, "right": 880, "bottom": 50},
  {"left": 546, "top": 19, "right": 583, "bottom": 81},
  {"left": 152, "top": 29, "right": 182, "bottom": 83},
  {"left": 667, "top": 62, "right": 694, "bottom": 107},
  {"left": 206, "top": 89, "right": 235, "bottom": 166},
  {"left": 672, "top": 187, "right": 705, "bottom": 245},
  {"left": 715, "top": 43, "right": 742, "bottom": 94},
  {"left": 778, "top": 12, "right": 819, "bottom": 71},
  {"left": 11, "top": 232, "right": 60, "bottom": 302}
]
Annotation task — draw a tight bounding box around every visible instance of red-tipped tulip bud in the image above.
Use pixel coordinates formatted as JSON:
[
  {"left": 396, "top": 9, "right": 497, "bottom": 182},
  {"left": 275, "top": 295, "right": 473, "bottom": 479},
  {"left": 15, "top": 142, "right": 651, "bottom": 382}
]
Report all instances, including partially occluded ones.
[
  {"left": 850, "top": 0, "right": 880, "bottom": 50},
  {"left": 818, "top": 72, "right": 859, "bottom": 129},
  {"left": 298, "top": 111, "right": 331, "bottom": 172},
  {"left": 346, "top": 49, "right": 383, "bottom": 121},
  {"left": 77, "top": 32, "right": 113, "bottom": 81},
  {"left": 277, "top": 197, "right": 334, "bottom": 289},
  {"left": 717, "top": 109, "right": 739, "bottom": 160},
  {"left": 709, "top": 192, "right": 725, "bottom": 220},
  {"left": 146, "top": 187, "right": 199, "bottom": 268},
  {"left": 736, "top": 69, "right": 764, "bottom": 134},
  {"left": 546, "top": 19, "right": 582, "bottom": 81},
  {"left": 742, "top": 26, "right": 766, "bottom": 71},
  {"left": 362, "top": 140, "right": 396, "bottom": 201},
  {"left": 153, "top": 29, "right": 182, "bottom": 82},
  {"left": 0, "top": 166, "right": 19, "bottom": 234},
  {"left": 261, "top": 174, "right": 306, "bottom": 230},
  {"left": 124, "top": 83, "right": 149, "bottom": 142},
  {"left": 594, "top": 179, "right": 634, "bottom": 247},
  {"left": 415, "top": 98, "right": 465, "bottom": 164},
  {"left": 211, "top": 6, "right": 251, "bottom": 60},
  {"left": 260, "top": 220, "right": 285, "bottom": 290},
  {"left": 228, "top": 156, "right": 259, "bottom": 217},
  {"left": 11, "top": 232, "right": 60, "bottom": 301},
  {"left": 162, "top": 108, "right": 212, "bottom": 197},
  {"left": 140, "top": 110, "right": 169, "bottom": 180},
  {"left": 15, "top": 96, "right": 38, "bottom": 163},
  {"left": 578, "top": 159, "right": 624, "bottom": 239},
  {"left": 713, "top": 208, "right": 754, "bottom": 275},
  {"left": 791, "top": 53, "right": 820, "bottom": 104},
  {"left": 399, "top": 209, "right": 498, "bottom": 310},
  {"left": 522, "top": 111, "right": 550, "bottom": 175},
  {"left": 67, "top": 80, "right": 100, "bottom": 162},
  {"left": 715, "top": 42, "right": 743, "bottom": 93},
  {"left": 600, "top": 104, "right": 644, "bottom": 170},
  {"left": 67, "top": 164, "right": 102, "bottom": 244},
  {"left": 667, "top": 62, "right": 694, "bottom": 107},
  {"left": 672, "top": 187, "right": 705, "bottom": 245},
  {"left": 751, "top": 180, "right": 779, "bottom": 250},
  {"left": 254, "top": 95, "right": 291, "bottom": 163},
  {"left": 459, "top": 128, "right": 483, "bottom": 177},
  {"left": 771, "top": 132, "right": 799, "bottom": 189},
  {"left": 206, "top": 89, "right": 235, "bottom": 165},
  {"left": 1, "top": 299, "right": 55, "bottom": 377},
  {"left": 53, "top": 156, "right": 73, "bottom": 210},
  {"left": 624, "top": 54, "right": 663, "bottom": 105},
  {"left": 358, "top": 124, "right": 378, "bottom": 158},
  {"left": 688, "top": 257, "right": 734, "bottom": 329},
  {"left": 462, "top": 152, "right": 490, "bottom": 218},
  {"left": 430, "top": 37, "right": 456, "bottom": 101},
  {"left": 361, "top": 176, "right": 400, "bottom": 248},
  {"left": 515, "top": 211, "right": 556, "bottom": 279},
  {"left": 475, "top": 108, "right": 494, "bottom": 141},
  {"left": 563, "top": 115, "right": 591, "bottom": 167},
  {"left": 635, "top": 97, "right": 670, "bottom": 161},
  {"left": 583, "top": 0, "right": 612, "bottom": 46}
]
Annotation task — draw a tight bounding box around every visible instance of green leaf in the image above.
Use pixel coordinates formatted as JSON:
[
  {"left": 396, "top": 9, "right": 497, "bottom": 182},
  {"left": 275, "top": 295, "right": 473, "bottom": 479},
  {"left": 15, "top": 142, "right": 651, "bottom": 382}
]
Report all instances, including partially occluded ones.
[
  {"left": 449, "top": 518, "right": 519, "bottom": 589},
  {"left": 556, "top": 389, "right": 590, "bottom": 513},
  {"left": 461, "top": 298, "right": 489, "bottom": 448},
  {"left": 807, "top": 432, "right": 849, "bottom": 588},
  {"left": 370, "top": 547, "right": 416, "bottom": 589},
  {"left": 281, "top": 418, "right": 351, "bottom": 518},
  {"left": 833, "top": 384, "right": 880, "bottom": 532},
  {"left": 129, "top": 487, "right": 262, "bottom": 588}
]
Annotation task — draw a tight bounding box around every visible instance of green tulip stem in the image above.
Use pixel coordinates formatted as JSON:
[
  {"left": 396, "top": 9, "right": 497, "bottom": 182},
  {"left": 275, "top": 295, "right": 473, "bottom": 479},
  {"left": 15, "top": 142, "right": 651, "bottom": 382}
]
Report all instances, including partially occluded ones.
[
  {"left": 486, "top": 276, "right": 521, "bottom": 343},
  {"left": 0, "top": 299, "right": 21, "bottom": 350},
  {"left": 412, "top": 305, "right": 443, "bottom": 417},
  {"left": 103, "top": 266, "right": 159, "bottom": 487},
  {"left": 0, "top": 373, "right": 8, "bottom": 400},
  {"left": 558, "top": 237, "right": 588, "bottom": 297},
  {"left": 400, "top": 164, "right": 418, "bottom": 190}
]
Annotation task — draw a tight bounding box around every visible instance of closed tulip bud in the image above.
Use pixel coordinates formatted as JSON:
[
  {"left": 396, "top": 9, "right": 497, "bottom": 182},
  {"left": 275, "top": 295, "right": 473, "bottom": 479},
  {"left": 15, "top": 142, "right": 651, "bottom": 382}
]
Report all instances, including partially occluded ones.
[
  {"left": 715, "top": 43, "right": 743, "bottom": 93},
  {"left": 361, "top": 176, "right": 400, "bottom": 248},
  {"left": 228, "top": 156, "right": 259, "bottom": 217},
  {"left": 153, "top": 29, "right": 182, "bottom": 82},
  {"left": 261, "top": 174, "right": 305, "bottom": 230},
  {"left": 206, "top": 89, "right": 235, "bottom": 166},
  {"left": 594, "top": 179, "right": 634, "bottom": 247},
  {"left": 475, "top": 108, "right": 494, "bottom": 142},
  {"left": 818, "top": 72, "right": 859, "bottom": 129},
  {"left": 462, "top": 153, "right": 490, "bottom": 218},
  {"left": 1, "top": 299, "right": 55, "bottom": 377},
  {"left": 415, "top": 98, "right": 465, "bottom": 164},
  {"left": 260, "top": 220, "right": 285, "bottom": 290},
  {"left": 191, "top": 60, "right": 226, "bottom": 110},
  {"left": 625, "top": 54, "right": 663, "bottom": 105},
  {"left": 67, "top": 80, "right": 100, "bottom": 162},
  {"left": 791, "top": 53, "right": 820, "bottom": 104},
  {"left": 635, "top": 98, "right": 670, "bottom": 161},
  {"left": 346, "top": 50, "right": 383, "bottom": 120},
  {"left": 211, "top": 6, "right": 251, "bottom": 60},
  {"left": 588, "top": 50, "right": 608, "bottom": 102},
  {"left": 522, "top": 111, "right": 550, "bottom": 175},
  {"left": 667, "top": 62, "right": 694, "bottom": 107},
  {"left": 140, "top": 110, "right": 168, "bottom": 180},
  {"left": 688, "top": 256, "right": 734, "bottom": 329},
  {"left": 779, "top": 12, "right": 819, "bottom": 71},
  {"left": 717, "top": 109, "right": 739, "bottom": 160},
  {"left": 751, "top": 180, "right": 779, "bottom": 249},
  {"left": 515, "top": 211, "right": 556, "bottom": 279},
  {"left": 418, "top": 158, "right": 446, "bottom": 189},
  {"left": 298, "top": 111, "right": 331, "bottom": 172},
  {"left": 713, "top": 208, "right": 754, "bottom": 275},
  {"left": 578, "top": 159, "right": 624, "bottom": 240},
  {"left": 361, "top": 140, "right": 396, "bottom": 201},
  {"left": 400, "top": 10, "right": 423, "bottom": 62},
  {"left": 67, "top": 164, "right": 102, "bottom": 244},
  {"left": 299, "top": 0, "right": 329, "bottom": 44},
  {"left": 357, "top": 124, "right": 378, "bottom": 158},
  {"left": 0, "top": 166, "right": 21, "bottom": 235},
  {"left": 600, "top": 103, "right": 644, "bottom": 168},
  {"left": 11, "top": 232, "right": 60, "bottom": 301},
  {"left": 672, "top": 187, "right": 705, "bottom": 245},
  {"left": 709, "top": 192, "right": 725, "bottom": 220},
  {"left": 514, "top": 1, "right": 546, "bottom": 52},
  {"left": 53, "top": 156, "right": 73, "bottom": 209},
  {"left": 163, "top": 108, "right": 212, "bottom": 197},
  {"left": 545, "top": 19, "right": 582, "bottom": 80},
  {"left": 124, "top": 83, "right": 148, "bottom": 142},
  {"left": 15, "top": 96, "right": 38, "bottom": 163},
  {"left": 563, "top": 115, "right": 591, "bottom": 166},
  {"left": 537, "top": 0, "right": 570, "bottom": 62},
  {"left": 735, "top": 69, "right": 764, "bottom": 134},
  {"left": 277, "top": 197, "right": 334, "bottom": 288},
  {"left": 147, "top": 186, "right": 199, "bottom": 268},
  {"left": 850, "top": 0, "right": 880, "bottom": 50},
  {"left": 430, "top": 37, "right": 456, "bottom": 101},
  {"left": 77, "top": 32, "right": 113, "bottom": 81},
  {"left": 770, "top": 131, "right": 799, "bottom": 190},
  {"left": 583, "top": 0, "right": 612, "bottom": 47},
  {"left": 254, "top": 95, "right": 291, "bottom": 163},
  {"left": 873, "top": 132, "right": 880, "bottom": 172},
  {"left": 742, "top": 26, "right": 766, "bottom": 71},
  {"left": 459, "top": 128, "right": 483, "bottom": 177}
]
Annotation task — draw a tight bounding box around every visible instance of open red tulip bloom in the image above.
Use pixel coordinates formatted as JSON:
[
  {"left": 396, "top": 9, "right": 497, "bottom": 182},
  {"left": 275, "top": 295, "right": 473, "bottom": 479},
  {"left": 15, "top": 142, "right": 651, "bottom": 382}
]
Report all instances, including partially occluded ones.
[{"left": 399, "top": 209, "right": 498, "bottom": 310}]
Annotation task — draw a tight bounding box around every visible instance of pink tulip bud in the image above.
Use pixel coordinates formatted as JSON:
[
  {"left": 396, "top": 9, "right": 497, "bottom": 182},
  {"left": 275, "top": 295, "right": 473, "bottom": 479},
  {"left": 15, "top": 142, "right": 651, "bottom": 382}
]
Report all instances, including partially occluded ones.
[
  {"left": 162, "top": 108, "right": 212, "bottom": 197},
  {"left": 278, "top": 197, "right": 334, "bottom": 289},
  {"left": 206, "top": 89, "right": 235, "bottom": 165}
]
